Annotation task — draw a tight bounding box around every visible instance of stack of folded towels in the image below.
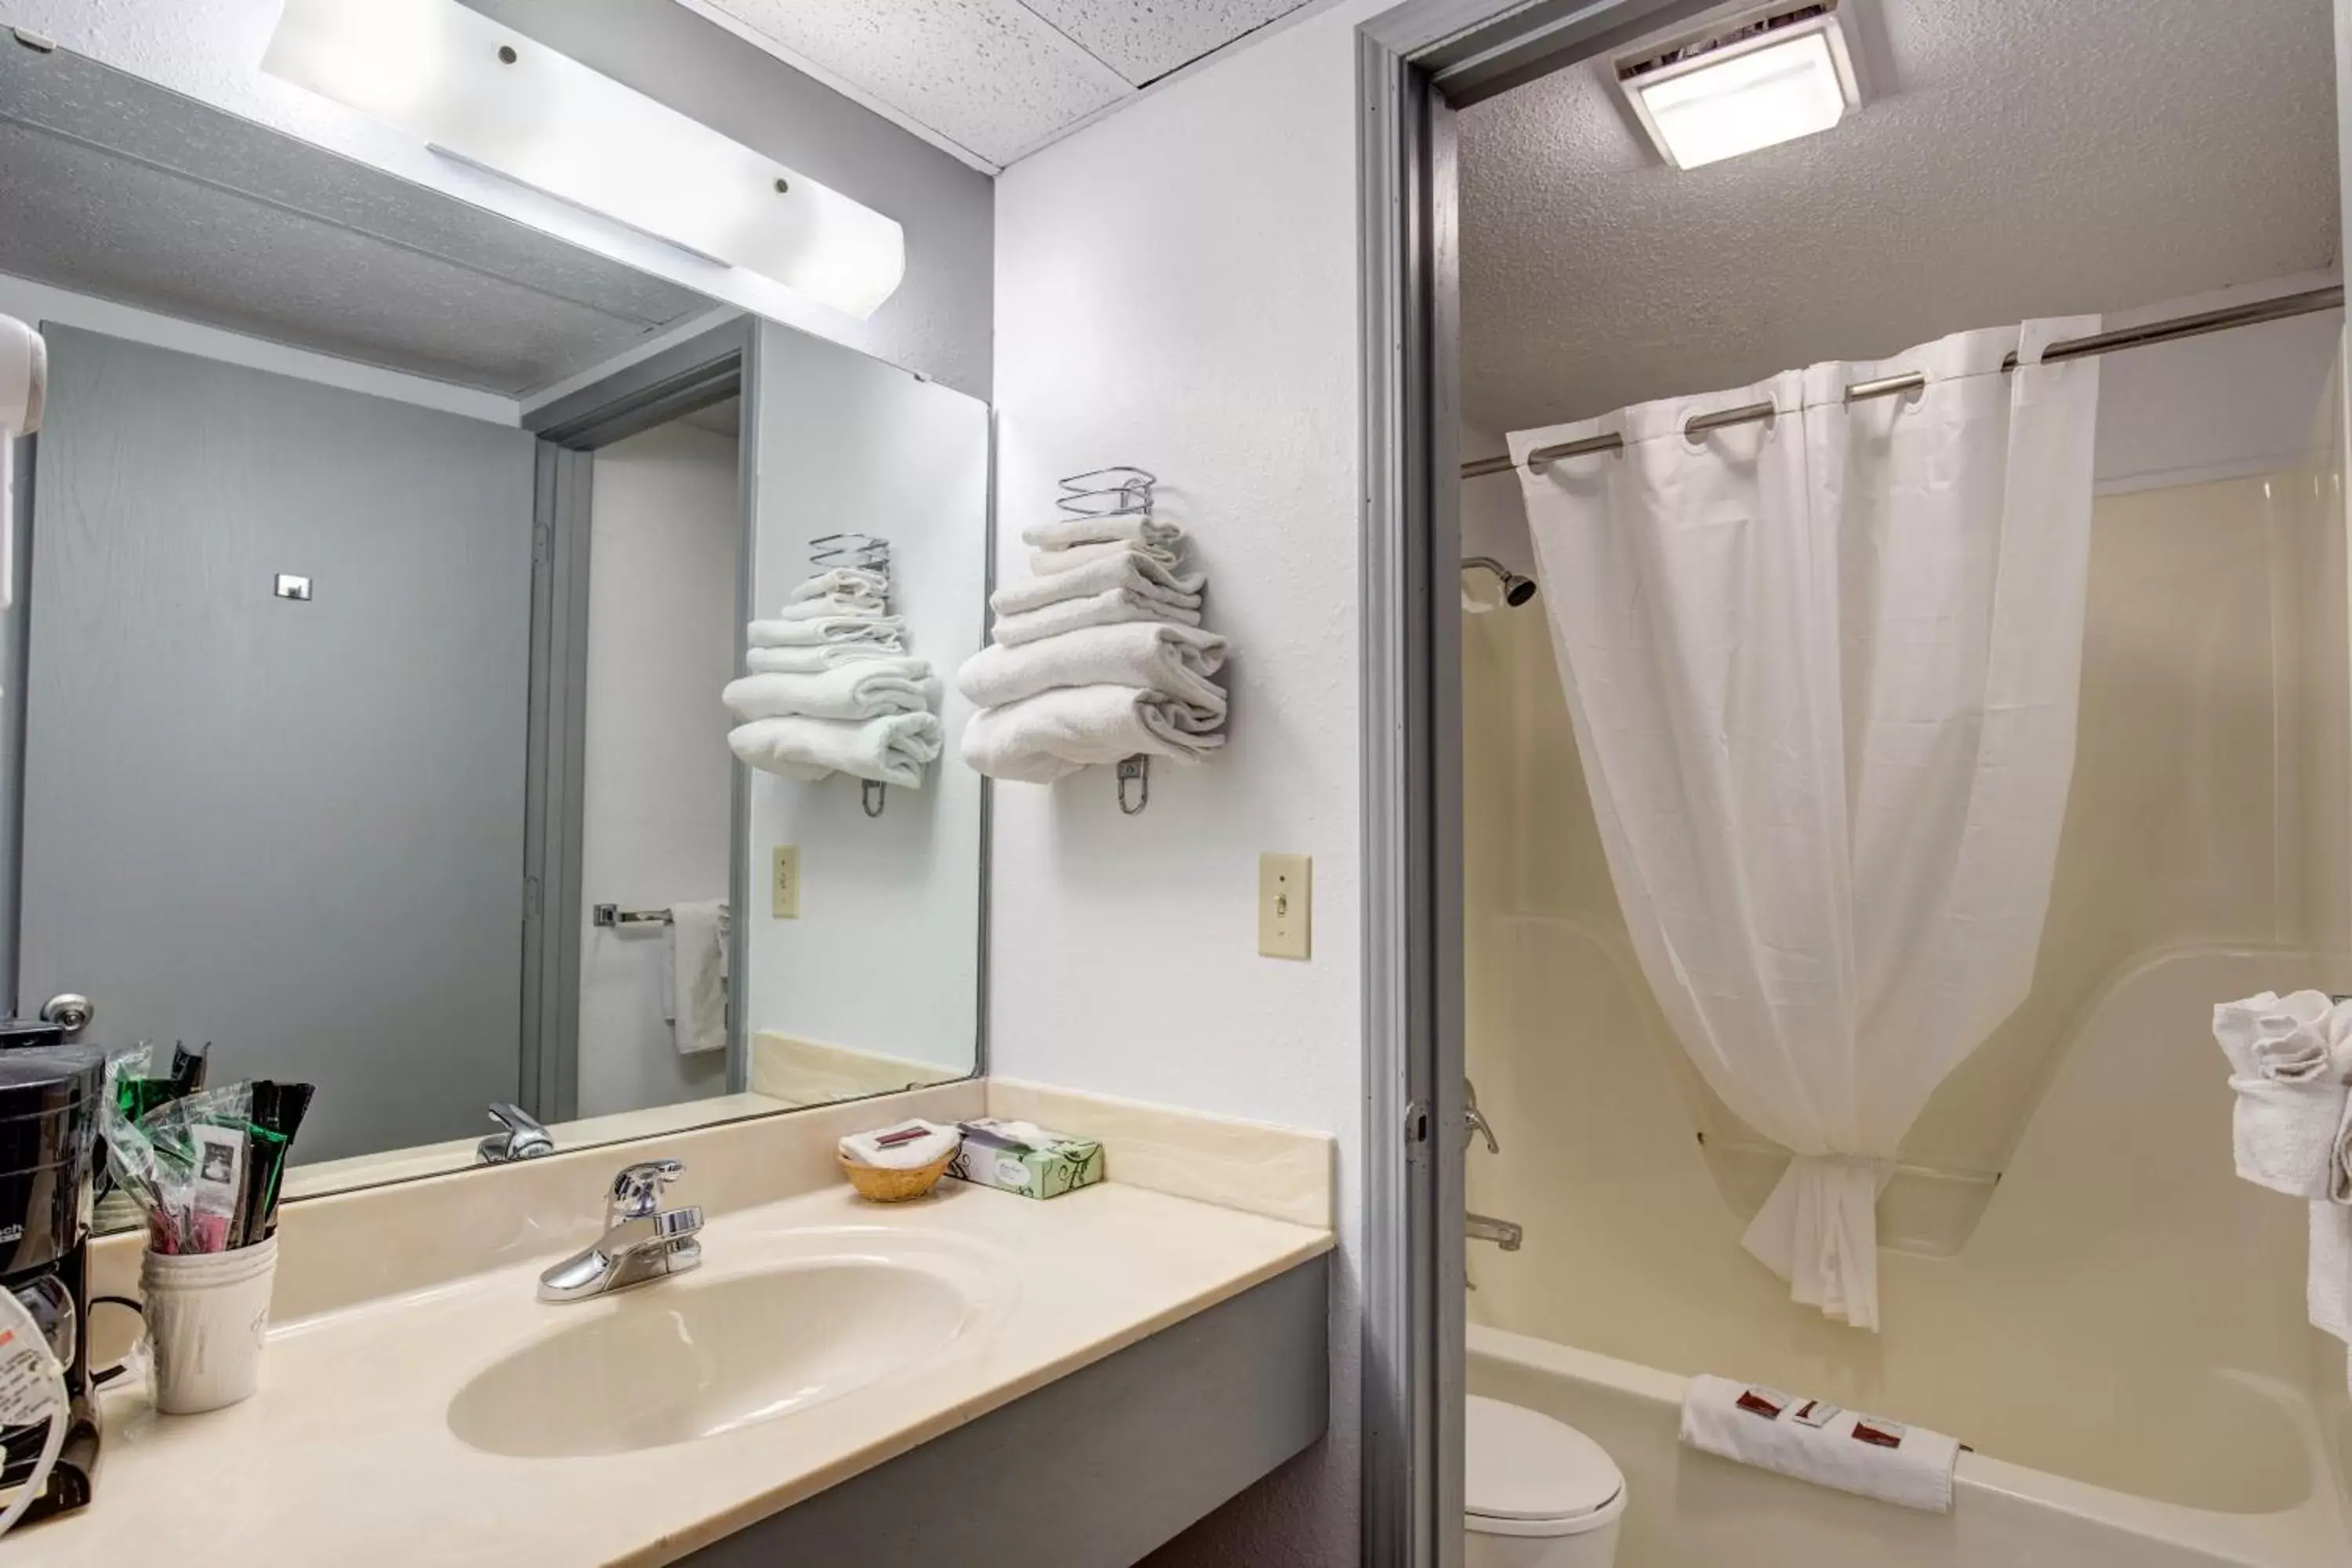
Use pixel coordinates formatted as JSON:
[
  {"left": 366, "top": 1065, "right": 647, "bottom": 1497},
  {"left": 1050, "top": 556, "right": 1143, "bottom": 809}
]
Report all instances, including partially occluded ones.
[
  {"left": 957, "top": 511, "right": 1229, "bottom": 782},
  {"left": 2214, "top": 990, "right": 2352, "bottom": 1392},
  {"left": 725, "top": 565, "right": 943, "bottom": 789}
]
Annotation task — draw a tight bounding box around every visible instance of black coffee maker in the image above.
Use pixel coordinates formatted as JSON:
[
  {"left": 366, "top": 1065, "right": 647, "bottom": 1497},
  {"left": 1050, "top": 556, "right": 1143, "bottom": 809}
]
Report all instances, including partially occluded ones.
[{"left": 0, "top": 1045, "right": 106, "bottom": 1522}]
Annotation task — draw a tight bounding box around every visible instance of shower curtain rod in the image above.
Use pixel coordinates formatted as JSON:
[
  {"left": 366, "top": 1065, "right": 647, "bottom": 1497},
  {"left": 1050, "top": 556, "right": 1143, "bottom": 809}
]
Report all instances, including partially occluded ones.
[{"left": 1461, "top": 284, "right": 2348, "bottom": 480}]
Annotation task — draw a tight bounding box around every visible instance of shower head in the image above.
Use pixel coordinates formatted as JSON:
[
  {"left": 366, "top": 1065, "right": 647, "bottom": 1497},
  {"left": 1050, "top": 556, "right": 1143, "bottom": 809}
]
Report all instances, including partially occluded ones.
[{"left": 1463, "top": 556, "right": 1537, "bottom": 608}]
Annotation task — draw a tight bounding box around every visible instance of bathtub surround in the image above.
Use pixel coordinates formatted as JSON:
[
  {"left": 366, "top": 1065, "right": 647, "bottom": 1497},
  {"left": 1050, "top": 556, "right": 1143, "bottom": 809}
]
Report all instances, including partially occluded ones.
[{"left": 1508, "top": 321, "right": 2103, "bottom": 1330}]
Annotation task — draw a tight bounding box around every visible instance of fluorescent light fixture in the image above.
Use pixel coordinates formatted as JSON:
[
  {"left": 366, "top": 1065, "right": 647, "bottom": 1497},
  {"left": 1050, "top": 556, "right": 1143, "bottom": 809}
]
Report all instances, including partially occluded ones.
[
  {"left": 263, "top": 0, "right": 905, "bottom": 318},
  {"left": 1618, "top": 2, "right": 1863, "bottom": 171}
]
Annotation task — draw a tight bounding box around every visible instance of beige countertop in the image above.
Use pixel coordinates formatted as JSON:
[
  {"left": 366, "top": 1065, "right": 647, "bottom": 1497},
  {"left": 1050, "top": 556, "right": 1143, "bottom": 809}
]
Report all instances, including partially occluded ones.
[{"left": 27, "top": 1180, "right": 1331, "bottom": 1567}]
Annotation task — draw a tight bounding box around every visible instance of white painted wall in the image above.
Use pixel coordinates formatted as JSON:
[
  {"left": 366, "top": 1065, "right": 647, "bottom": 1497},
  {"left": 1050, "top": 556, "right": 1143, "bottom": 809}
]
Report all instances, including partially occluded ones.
[
  {"left": 0, "top": 0, "right": 995, "bottom": 398},
  {"left": 576, "top": 421, "right": 741, "bottom": 1119},
  {"left": 742, "top": 322, "right": 988, "bottom": 1074},
  {"left": 989, "top": 2, "right": 1387, "bottom": 1559}
]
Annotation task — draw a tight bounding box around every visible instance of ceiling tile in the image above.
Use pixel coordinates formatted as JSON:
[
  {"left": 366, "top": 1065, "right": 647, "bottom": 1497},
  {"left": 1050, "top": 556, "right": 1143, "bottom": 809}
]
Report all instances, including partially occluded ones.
[
  {"left": 695, "top": 0, "right": 1131, "bottom": 166},
  {"left": 1019, "top": 0, "right": 1308, "bottom": 85}
]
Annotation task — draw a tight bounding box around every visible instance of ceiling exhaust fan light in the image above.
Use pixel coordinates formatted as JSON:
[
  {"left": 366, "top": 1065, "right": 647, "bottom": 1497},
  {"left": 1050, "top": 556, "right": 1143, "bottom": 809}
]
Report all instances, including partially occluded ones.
[{"left": 1621, "top": 5, "right": 1864, "bottom": 171}]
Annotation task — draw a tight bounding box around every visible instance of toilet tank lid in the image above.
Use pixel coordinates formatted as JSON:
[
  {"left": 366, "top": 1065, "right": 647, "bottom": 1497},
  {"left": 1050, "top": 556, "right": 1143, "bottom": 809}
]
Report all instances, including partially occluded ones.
[{"left": 1466, "top": 1396, "right": 1624, "bottom": 1524}]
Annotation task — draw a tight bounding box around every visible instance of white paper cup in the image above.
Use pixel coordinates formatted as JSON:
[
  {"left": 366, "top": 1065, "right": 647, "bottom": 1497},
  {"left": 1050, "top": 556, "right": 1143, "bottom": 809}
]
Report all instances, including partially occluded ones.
[{"left": 140, "top": 1236, "right": 277, "bottom": 1415}]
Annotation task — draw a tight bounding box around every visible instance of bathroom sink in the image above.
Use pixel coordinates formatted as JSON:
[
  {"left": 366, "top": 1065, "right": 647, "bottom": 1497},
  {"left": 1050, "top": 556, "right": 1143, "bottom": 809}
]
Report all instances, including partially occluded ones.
[{"left": 447, "top": 1251, "right": 991, "bottom": 1457}]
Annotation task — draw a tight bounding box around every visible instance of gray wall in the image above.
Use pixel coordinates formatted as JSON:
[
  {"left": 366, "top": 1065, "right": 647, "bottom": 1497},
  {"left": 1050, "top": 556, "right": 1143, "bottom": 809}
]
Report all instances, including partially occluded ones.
[
  {"left": 18, "top": 327, "right": 537, "bottom": 1163},
  {"left": 463, "top": 0, "right": 996, "bottom": 401}
]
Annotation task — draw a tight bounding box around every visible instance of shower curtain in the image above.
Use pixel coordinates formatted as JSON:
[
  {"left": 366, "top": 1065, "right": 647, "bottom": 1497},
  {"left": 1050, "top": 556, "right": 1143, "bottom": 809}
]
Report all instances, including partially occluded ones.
[{"left": 1508, "top": 321, "right": 2101, "bottom": 1330}]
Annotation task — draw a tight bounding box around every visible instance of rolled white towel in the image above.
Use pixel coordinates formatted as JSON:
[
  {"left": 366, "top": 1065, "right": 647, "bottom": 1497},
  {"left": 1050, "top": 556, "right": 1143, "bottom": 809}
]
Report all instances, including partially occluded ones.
[
  {"left": 749, "top": 614, "right": 906, "bottom": 649},
  {"left": 790, "top": 567, "right": 889, "bottom": 607},
  {"left": 960, "top": 684, "right": 1225, "bottom": 784},
  {"left": 989, "top": 549, "right": 1204, "bottom": 619},
  {"left": 956, "top": 621, "right": 1227, "bottom": 716},
  {"left": 2334, "top": 1097, "right": 2352, "bottom": 1206},
  {"left": 1022, "top": 513, "right": 1185, "bottom": 552},
  {"left": 2312, "top": 1203, "right": 2352, "bottom": 1393},
  {"left": 992, "top": 586, "right": 1200, "bottom": 647},
  {"left": 724, "top": 664, "right": 941, "bottom": 723},
  {"left": 2216, "top": 991, "right": 2352, "bottom": 1199},
  {"left": 747, "top": 644, "right": 920, "bottom": 674},
  {"left": 729, "top": 712, "right": 942, "bottom": 788},
  {"left": 2215, "top": 991, "right": 2332, "bottom": 1077},
  {"left": 1678, "top": 1375, "right": 1959, "bottom": 1514},
  {"left": 1031, "top": 538, "right": 1182, "bottom": 578}
]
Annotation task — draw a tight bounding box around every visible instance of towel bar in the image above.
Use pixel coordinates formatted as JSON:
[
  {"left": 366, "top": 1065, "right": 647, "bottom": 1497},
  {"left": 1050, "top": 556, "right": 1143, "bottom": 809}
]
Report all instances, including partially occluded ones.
[{"left": 592, "top": 905, "right": 672, "bottom": 928}]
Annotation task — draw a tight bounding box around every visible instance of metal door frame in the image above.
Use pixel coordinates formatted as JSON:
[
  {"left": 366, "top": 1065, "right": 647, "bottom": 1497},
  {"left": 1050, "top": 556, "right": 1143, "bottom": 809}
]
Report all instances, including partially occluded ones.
[
  {"left": 518, "top": 318, "right": 758, "bottom": 1121},
  {"left": 1355, "top": 4, "right": 1737, "bottom": 1563}
]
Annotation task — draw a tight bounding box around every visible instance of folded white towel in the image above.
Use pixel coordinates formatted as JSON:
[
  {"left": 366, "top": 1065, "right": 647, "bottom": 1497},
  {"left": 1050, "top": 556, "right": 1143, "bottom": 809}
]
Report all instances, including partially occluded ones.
[
  {"left": 746, "top": 644, "right": 919, "bottom": 674},
  {"left": 729, "top": 712, "right": 941, "bottom": 788},
  {"left": 774, "top": 595, "right": 889, "bottom": 622},
  {"left": 992, "top": 586, "right": 1200, "bottom": 647},
  {"left": 790, "top": 567, "right": 889, "bottom": 607},
  {"left": 1022, "top": 514, "right": 1185, "bottom": 552},
  {"left": 1679, "top": 1375, "right": 1959, "bottom": 1514},
  {"left": 1031, "top": 538, "right": 1182, "bottom": 577},
  {"left": 665, "top": 900, "right": 728, "bottom": 1055},
  {"left": 2333, "top": 1097, "right": 2352, "bottom": 1206},
  {"left": 723, "top": 664, "right": 941, "bottom": 723},
  {"left": 956, "top": 620, "right": 1228, "bottom": 716},
  {"left": 748, "top": 615, "right": 906, "bottom": 649},
  {"left": 2312, "top": 1203, "right": 2352, "bottom": 1393},
  {"left": 989, "top": 549, "right": 1205, "bottom": 619},
  {"left": 960, "top": 684, "right": 1226, "bottom": 784},
  {"left": 2216, "top": 991, "right": 2352, "bottom": 1199}
]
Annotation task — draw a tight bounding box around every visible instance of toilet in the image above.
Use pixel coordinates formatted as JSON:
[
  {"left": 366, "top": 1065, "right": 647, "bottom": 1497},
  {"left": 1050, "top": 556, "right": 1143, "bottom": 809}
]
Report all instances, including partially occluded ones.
[{"left": 1465, "top": 1396, "right": 1628, "bottom": 1567}]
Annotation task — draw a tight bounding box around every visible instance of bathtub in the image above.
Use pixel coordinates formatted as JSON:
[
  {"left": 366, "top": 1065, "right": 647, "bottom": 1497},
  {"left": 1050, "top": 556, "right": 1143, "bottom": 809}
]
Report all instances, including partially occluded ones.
[{"left": 1469, "top": 1325, "right": 2351, "bottom": 1567}]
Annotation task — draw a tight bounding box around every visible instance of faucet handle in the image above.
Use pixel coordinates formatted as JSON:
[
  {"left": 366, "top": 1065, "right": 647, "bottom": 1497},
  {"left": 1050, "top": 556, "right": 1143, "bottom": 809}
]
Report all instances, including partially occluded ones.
[{"left": 610, "top": 1158, "right": 685, "bottom": 1219}]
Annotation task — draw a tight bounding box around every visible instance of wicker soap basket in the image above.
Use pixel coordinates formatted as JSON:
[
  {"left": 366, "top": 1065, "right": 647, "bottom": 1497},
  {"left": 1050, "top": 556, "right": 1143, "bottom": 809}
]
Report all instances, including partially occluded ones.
[{"left": 837, "top": 1120, "right": 961, "bottom": 1203}]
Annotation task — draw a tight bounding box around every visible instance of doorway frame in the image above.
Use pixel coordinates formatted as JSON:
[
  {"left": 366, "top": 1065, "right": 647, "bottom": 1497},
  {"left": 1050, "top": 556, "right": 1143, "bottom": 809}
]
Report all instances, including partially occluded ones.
[
  {"left": 517, "top": 317, "right": 759, "bottom": 1122},
  {"left": 1354, "top": 3, "right": 1757, "bottom": 1563}
]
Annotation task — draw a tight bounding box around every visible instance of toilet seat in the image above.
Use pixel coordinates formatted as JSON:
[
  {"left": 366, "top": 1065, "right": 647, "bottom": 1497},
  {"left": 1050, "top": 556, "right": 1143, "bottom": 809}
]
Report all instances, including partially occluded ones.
[{"left": 1465, "top": 1396, "right": 1627, "bottom": 1539}]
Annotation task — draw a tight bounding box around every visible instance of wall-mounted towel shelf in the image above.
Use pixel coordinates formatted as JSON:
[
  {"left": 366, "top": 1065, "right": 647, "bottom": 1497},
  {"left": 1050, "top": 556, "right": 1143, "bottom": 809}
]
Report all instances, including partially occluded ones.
[
  {"left": 592, "top": 904, "right": 672, "bottom": 928},
  {"left": 1062, "top": 466, "right": 1161, "bottom": 816}
]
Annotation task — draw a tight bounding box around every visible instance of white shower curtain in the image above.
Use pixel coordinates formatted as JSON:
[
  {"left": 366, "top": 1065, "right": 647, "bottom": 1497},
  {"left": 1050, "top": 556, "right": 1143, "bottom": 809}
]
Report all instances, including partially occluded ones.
[{"left": 1509, "top": 321, "right": 2102, "bottom": 1330}]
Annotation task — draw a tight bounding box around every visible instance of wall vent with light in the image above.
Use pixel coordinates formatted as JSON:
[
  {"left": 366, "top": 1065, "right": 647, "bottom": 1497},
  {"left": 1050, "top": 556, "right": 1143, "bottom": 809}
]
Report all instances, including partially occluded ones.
[{"left": 1617, "top": 1, "right": 1864, "bottom": 171}]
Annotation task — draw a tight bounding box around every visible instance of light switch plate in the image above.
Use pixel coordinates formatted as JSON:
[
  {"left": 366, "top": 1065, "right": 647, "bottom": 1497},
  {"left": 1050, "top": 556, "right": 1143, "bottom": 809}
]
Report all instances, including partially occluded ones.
[
  {"left": 1258, "top": 853, "right": 1312, "bottom": 960},
  {"left": 771, "top": 844, "right": 800, "bottom": 919}
]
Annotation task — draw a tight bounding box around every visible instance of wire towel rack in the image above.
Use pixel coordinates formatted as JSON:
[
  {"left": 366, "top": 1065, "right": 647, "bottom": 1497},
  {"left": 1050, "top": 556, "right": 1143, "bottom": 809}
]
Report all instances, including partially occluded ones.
[{"left": 1058, "top": 468, "right": 1160, "bottom": 814}]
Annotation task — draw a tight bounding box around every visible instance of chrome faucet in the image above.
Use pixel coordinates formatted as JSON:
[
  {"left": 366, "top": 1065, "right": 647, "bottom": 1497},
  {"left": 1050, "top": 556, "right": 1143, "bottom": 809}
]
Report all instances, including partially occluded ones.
[
  {"left": 538, "top": 1159, "right": 704, "bottom": 1304},
  {"left": 478, "top": 1102, "right": 554, "bottom": 1164},
  {"left": 1466, "top": 1212, "right": 1524, "bottom": 1251}
]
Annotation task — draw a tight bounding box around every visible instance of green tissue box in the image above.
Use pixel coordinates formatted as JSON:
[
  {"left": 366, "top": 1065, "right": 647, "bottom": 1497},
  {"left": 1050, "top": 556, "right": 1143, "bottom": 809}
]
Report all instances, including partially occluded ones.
[{"left": 947, "top": 1119, "right": 1105, "bottom": 1200}]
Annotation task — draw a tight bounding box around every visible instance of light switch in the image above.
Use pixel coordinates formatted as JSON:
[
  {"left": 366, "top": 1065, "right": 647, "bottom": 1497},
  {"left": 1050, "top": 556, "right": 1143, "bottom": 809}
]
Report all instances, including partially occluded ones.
[
  {"left": 1258, "top": 853, "right": 1312, "bottom": 960},
  {"left": 771, "top": 845, "right": 800, "bottom": 919}
]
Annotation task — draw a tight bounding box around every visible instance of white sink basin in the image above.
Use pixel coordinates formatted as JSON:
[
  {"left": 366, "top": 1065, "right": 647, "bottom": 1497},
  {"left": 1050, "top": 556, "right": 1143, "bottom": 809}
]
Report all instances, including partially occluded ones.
[{"left": 447, "top": 1235, "right": 1001, "bottom": 1458}]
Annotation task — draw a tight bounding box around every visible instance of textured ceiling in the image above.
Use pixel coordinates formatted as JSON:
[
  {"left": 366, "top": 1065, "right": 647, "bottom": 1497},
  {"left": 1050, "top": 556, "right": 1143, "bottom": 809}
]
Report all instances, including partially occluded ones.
[
  {"left": 1459, "top": 0, "right": 2343, "bottom": 435},
  {"left": 673, "top": 0, "right": 1308, "bottom": 168},
  {"left": 0, "top": 43, "right": 713, "bottom": 397}
]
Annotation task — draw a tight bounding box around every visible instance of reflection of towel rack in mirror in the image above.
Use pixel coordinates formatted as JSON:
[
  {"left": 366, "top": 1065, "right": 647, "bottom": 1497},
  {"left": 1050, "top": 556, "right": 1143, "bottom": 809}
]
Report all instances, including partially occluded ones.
[
  {"left": 592, "top": 904, "right": 672, "bottom": 928},
  {"left": 1060, "top": 467, "right": 1161, "bottom": 815},
  {"left": 809, "top": 532, "right": 891, "bottom": 576}
]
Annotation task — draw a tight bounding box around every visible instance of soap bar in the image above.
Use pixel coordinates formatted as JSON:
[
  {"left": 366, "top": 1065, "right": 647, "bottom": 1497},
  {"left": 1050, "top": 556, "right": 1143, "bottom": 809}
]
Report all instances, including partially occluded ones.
[{"left": 947, "top": 1118, "right": 1105, "bottom": 1200}]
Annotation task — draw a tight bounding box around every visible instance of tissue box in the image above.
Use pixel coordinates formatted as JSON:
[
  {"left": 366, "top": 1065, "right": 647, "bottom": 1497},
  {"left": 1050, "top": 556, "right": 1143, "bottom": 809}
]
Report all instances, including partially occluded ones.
[{"left": 946, "top": 1118, "right": 1105, "bottom": 1200}]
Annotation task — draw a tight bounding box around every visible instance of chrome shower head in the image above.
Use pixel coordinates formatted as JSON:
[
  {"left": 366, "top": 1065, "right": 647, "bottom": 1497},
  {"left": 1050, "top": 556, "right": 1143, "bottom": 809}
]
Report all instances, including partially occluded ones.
[{"left": 1463, "top": 556, "right": 1537, "bottom": 608}]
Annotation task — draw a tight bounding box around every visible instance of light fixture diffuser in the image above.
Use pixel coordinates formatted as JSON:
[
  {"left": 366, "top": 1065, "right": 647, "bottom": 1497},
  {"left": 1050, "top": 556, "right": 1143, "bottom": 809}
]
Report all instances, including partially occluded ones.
[
  {"left": 1618, "top": 2, "right": 1864, "bottom": 171},
  {"left": 263, "top": 0, "right": 905, "bottom": 318}
]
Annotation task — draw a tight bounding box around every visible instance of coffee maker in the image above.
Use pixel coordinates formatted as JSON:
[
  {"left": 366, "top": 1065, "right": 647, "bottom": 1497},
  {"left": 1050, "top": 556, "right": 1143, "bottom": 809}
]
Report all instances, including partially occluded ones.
[{"left": 0, "top": 1045, "right": 105, "bottom": 1522}]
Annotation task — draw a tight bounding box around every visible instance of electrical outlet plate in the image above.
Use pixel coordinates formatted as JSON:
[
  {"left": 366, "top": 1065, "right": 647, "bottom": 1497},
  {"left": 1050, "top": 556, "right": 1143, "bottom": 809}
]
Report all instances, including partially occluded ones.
[
  {"left": 1258, "top": 853, "right": 1311, "bottom": 960},
  {"left": 771, "top": 844, "right": 800, "bottom": 919}
]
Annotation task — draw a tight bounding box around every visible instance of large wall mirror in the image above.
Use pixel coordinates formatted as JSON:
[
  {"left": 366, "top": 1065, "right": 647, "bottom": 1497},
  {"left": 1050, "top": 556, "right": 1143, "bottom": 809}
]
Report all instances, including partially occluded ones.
[{"left": 0, "top": 40, "right": 989, "bottom": 1222}]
